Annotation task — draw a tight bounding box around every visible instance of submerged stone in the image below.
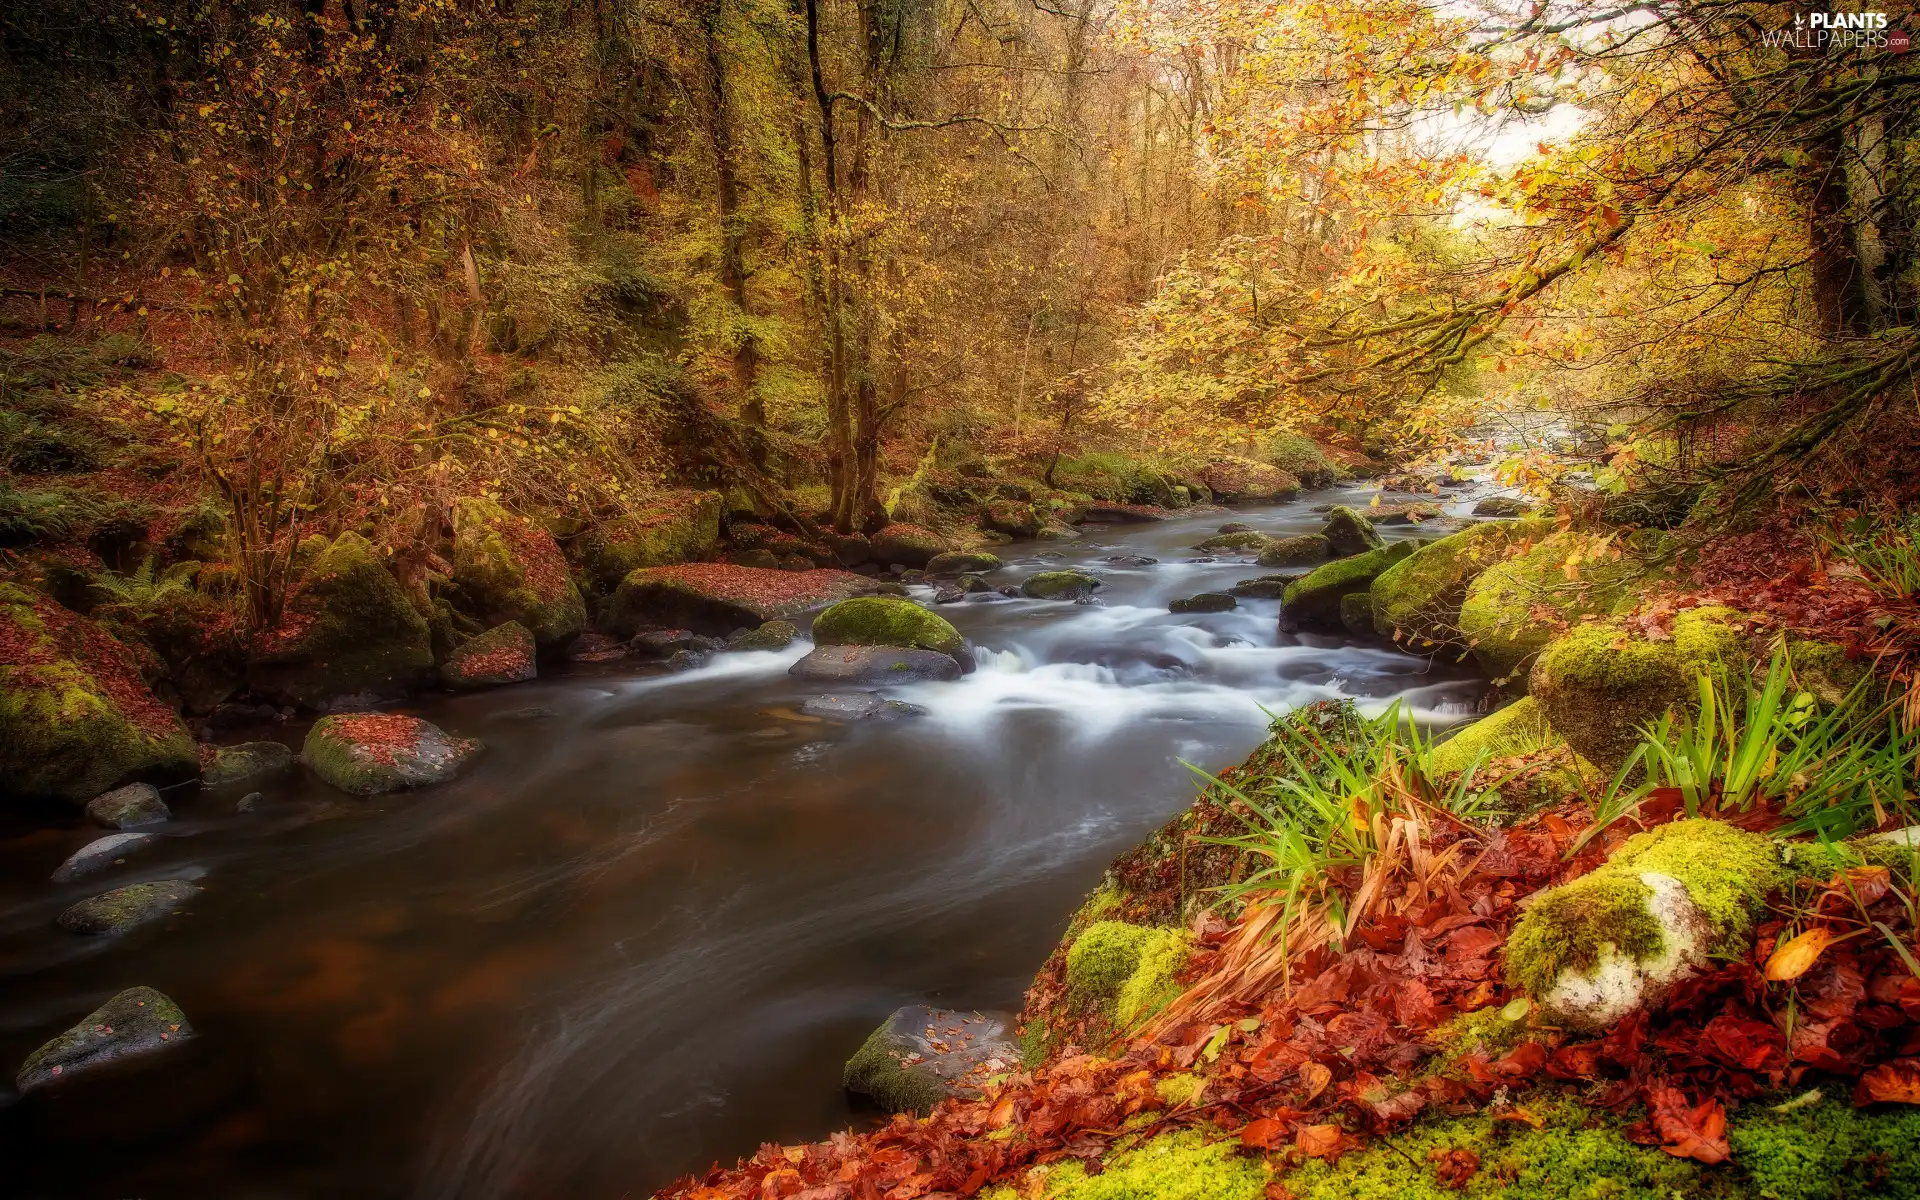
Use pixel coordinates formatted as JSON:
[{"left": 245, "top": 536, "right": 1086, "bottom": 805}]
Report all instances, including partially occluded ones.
[
  {"left": 798, "top": 693, "right": 929, "bottom": 720},
  {"left": 85, "top": 783, "right": 170, "bottom": 830},
  {"left": 843, "top": 1006, "right": 1019, "bottom": 1116},
  {"left": 303, "top": 713, "right": 482, "bottom": 796},
  {"left": 15, "top": 986, "right": 194, "bottom": 1094},
  {"left": 56, "top": 879, "right": 200, "bottom": 935},
  {"left": 789, "top": 646, "right": 963, "bottom": 684}
]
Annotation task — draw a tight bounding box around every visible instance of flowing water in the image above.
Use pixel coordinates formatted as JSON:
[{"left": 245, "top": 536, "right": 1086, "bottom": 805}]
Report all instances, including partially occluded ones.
[{"left": 0, "top": 490, "right": 1491, "bottom": 1199}]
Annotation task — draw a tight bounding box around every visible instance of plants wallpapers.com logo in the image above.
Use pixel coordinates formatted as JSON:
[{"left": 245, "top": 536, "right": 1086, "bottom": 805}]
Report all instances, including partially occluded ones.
[{"left": 1761, "top": 11, "right": 1912, "bottom": 51}]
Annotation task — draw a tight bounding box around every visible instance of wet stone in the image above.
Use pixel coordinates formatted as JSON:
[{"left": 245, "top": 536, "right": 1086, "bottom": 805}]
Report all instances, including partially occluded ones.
[
  {"left": 798, "top": 694, "right": 931, "bottom": 721},
  {"left": 789, "top": 646, "right": 963, "bottom": 684},
  {"left": 201, "top": 740, "right": 294, "bottom": 787},
  {"left": 14, "top": 986, "right": 195, "bottom": 1095},
  {"left": 85, "top": 783, "right": 170, "bottom": 830},
  {"left": 1170, "top": 592, "right": 1237, "bottom": 614},
  {"left": 50, "top": 833, "right": 156, "bottom": 884},
  {"left": 236, "top": 792, "right": 262, "bottom": 813},
  {"left": 56, "top": 880, "right": 201, "bottom": 935},
  {"left": 843, "top": 1006, "right": 1020, "bottom": 1116}
]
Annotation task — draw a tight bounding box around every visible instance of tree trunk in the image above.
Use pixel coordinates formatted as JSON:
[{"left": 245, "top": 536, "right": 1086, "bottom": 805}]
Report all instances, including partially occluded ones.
[{"left": 802, "top": 0, "right": 858, "bottom": 533}]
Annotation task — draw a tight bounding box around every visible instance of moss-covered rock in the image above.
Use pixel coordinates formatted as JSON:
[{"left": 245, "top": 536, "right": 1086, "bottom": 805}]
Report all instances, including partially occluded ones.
[
  {"left": 607, "top": 563, "right": 867, "bottom": 635},
  {"left": 1170, "top": 593, "right": 1236, "bottom": 614},
  {"left": 14, "top": 986, "right": 194, "bottom": 1094},
  {"left": 84, "top": 781, "right": 170, "bottom": 828},
  {"left": 984, "top": 499, "right": 1042, "bottom": 538},
  {"left": 1427, "top": 698, "right": 1560, "bottom": 776},
  {"left": 1254, "top": 534, "right": 1329, "bottom": 568},
  {"left": 1457, "top": 530, "right": 1652, "bottom": 685},
  {"left": 571, "top": 490, "right": 724, "bottom": 590},
  {"left": 926, "top": 551, "right": 1003, "bottom": 576},
  {"left": 1022, "top": 570, "right": 1102, "bottom": 600},
  {"left": 201, "top": 740, "right": 294, "bottom": 787},
  {"left": 1472, "top": 496, "right": 1531, "bottom": 517},
  {"left": 789, "top": 645, "right": 964, "bottom": 683},
  {"left": 248, "top": 532, "right": 435, "bottom": 709},
  {"left": 725, "top": 620, "right": 798, "bottom": 651},
  {"left": 843, "top": 1006, "right": 1019, "bottom": 1116},
  {"left": 811, "top": 596, "right": 966, "bottom": 660},
  {"left": 450, "top": 498, "right": 587, "bottom": 647},
  {"left": 1020, "top": 1130, "right": 1266, "bottom": 1200},
  {"left": 1505, "top": 819, "right": 1782, "bottom": 1029},
  {"left": 303, "top": 713, "right": 483, "bottom": 796},
  {"left": 1202, "top": 457, "right": 1300, "bottom": 502},
  {"left": 1369, "top": 518, "right": 1552, "bottom": 648},
  {"left": 0, "top": 582, "right": 200, "bottom": 804},
  {"left": 1064, "top": 920, "right": 1190, "bottom": 1030},
  {"left": 1282, "top": 541, "right": 1417, "bottom": 630},
  {"left": 1262, "top": 434, "right": 1337, "bottom": 489},
  {"left": 1529, "top": 606, "right": 1748, "bottom": 769},
  {"left": 1194, "top": 530, "right": 1275, "bottom": 554},
  {"left": 1338, "top": 591, "right": 1373, "bottom": 636},
  {"left": 56, "top": 878, "right": 200, "bottom": 935},
  {"left": 870, "top": 523, "right": 951, "bottom": 567},
  {"left": 1321, "top": 505, "right": 1384, "bottom": 557},
  {"left": 442, "top": 620, "right": 537, "bottom": 689}
]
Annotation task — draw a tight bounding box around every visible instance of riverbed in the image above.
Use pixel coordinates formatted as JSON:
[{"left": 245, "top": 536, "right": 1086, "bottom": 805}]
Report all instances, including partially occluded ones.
[{"left": 0, "top": 491, "right": 1489, "bottom": 1198}]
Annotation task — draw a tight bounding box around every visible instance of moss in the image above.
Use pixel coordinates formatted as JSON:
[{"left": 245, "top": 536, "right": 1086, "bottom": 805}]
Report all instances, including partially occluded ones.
[
  {"left": 1529, "top": 606, "right": 1747, "bottom": 769},
  {"left": 1726, "top": 1096, "right": 1920, "bottom": 1200},
  {"left": 572, "top": 490, "right": 724, "bottom": 590},
  {"left": 250, "top": 532, "right": 435, "bottom": 707},
  {"left": 1428, "top": 698, "right": 1560, "bottom": 776},
  {"left": 1023, "top": 570, "right": 1101, "bottom": 600},
  {"left": 1784, "top": 638, "right": 1872, "bottom": 706},
  {"left": 812, "top": 597, "right": 965, "bottom": 658},
  {"left": 1255, "top": 534, "right": 1330, "bottom": 568},
  {"left": 1505, "top": 819, "right": 1782, "bottom": 998},
  {"left": 202, "top": 740, "right": 293, "bottom": 787},
  {"left": 1262, "top": 434, "right": 1337, "bottom": 489},
  {"left": 1064, "top": 921, "right": 1190, "bottom": 1028},
  {"left": 1370, "top": 519, "right": 1553, "bottom": 647},
  {"left": 1195, "top": 531, "right": 1275, "bottom": 554},
  {"left": 1279, "top": 1095, "right": 1704, "bottom": 1200},
  {"left": 1782, "top": 835, "right": 1917, "bottom": 884},
  {"left": 1458, "top": 531, "right": 1652, "bottom": 684},
  {"left": 1283, "top": 541, "right": 1416, "bottom": 627},
  {"left": 1321, "top": 505, "right": 1384, "bottom": 556},
  {"left": 1427, "top": 998, "right": 1536, "bottom": 1063},
  {"left": 842, "top": 1023, "right": 953, "bottom": 1117},
  {"left": 1203, "top": 457, "right": 1301, "bottom": 502},
  {"left": 1035, "top": 1130, "right": 1267, "bottom": 1200},
  {"left": 1153, "top": 1072, "right": 1205, "bottom": 1107},
  {"left": 451, "top": 497, "right": 588, "bottom": 646}
]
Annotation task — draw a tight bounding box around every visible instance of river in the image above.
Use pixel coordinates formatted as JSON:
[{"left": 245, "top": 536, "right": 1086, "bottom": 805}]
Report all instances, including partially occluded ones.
[{"left": 0, "top": 489, "right": 1489, "bottom": 1198}]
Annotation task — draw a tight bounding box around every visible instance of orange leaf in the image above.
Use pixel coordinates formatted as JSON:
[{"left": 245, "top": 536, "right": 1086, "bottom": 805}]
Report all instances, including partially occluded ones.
[
  {"left": 987, "top": 1094, "right": 1017, "bottom": 1130},
  {"left": 1859, "top": 1061, "right": 1920, "bottom": 1105},
  {"left": 1646, "top": 1084, "right": 1729, "bottom": 1164},
  {"left": 1765, "top": 926, "right": 1833, "bottom": 982},
  {"left": 1241, "top": 1117, "right": 1292, "bottom": 1150},
  {"left": 1296, "top": 1124, "right": 1349, "bottom": 1160},
  {"left": 1299, "top": 1060, "right": 1333, "bottom": 1102}
]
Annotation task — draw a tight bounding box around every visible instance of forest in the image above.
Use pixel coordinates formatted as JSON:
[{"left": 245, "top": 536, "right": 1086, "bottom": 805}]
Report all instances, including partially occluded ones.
[{"left": 2, "top": 0, "right": 1920, "bottom": 1196}]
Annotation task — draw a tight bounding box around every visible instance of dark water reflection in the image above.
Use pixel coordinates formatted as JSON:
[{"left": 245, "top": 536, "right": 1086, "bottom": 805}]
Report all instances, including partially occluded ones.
[{"left": 0, "top": 490, "right": 1492, "bottom": 1198}]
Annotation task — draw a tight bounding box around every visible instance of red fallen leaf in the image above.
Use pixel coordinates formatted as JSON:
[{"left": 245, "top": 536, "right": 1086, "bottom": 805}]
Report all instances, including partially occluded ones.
[
  {"left": 1868, "top": 972, "right": 1920, "bottom": 1021},
  {"left": 1789, "top": 1018, "right": 1855, "bottom": 1072},
  {"left": 1368, "top": 1088, "right": 1428, "bottom": 1126},
  {"left": 1298, "top": 1060, "right": 1333, "bottom": 1102},
  {"left": 1800, "top": 955, "right": 1867, "bottom": 1022},
  {"left": 1492, "top": 1107, "right": 1543, "bottom": 1129},
  {"left": 1548, "top": 1041, "right": 1604, "bottom": 1080},
  {"left": 1445, "top": 926, "right": 1505, "bottom": 960},
  {"left": 1857, "top": 1060, "right": 1920, "bottom": 1105},
  {"left": 1296, "top": 1124, "right": 1351, "bottom": 1161},
  {"left": 1490, "top": 1040, "right": 1547, "bottom": 1080},
  {"left": 1240, "top": 1117, "right": 1292, "bottom": 1150},
  {"left": 1429, "top": 1147, "right": 1480, "bottom": 1189},
  {"left": 1701, "top": 1014, "right": 1788, "bottom": 1071},
  {"left": 1394, "top": 979, "right": 1442, "bottom": 1029},
  {"left": 1646, "top": 1084, "right": 1729, "bottom": 1164},
  {"left": 1823, "top": 866, "right": 1891, "bottom": 909}
]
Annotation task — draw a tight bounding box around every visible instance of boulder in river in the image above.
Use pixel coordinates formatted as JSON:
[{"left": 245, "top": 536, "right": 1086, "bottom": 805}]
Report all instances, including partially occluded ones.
[
  {"left": 1458, "top": 530, "right": 1650, "bottom": 684},
  {"left": 1280, "top": 541, "right": 1417, "bottom": 630},
  {"left": 247, "top": 532, "right": 435, "bottom": 709},
  {"left": 1320, "top": 505, "right": 1384, "bottom": 557},
  {"left": 86, "top": 782, "right": 170, "bottom": 829},
  {"left": 608, "top": 563, "right": 867, "bottom": 636},
  {"left": 1169, "top": 593, "right": 1236, "bottom": 614},
  {"left": 725, "top": 620, "right": 798, "bottom": 652},
  {"left": 869, "top": 523, "right": 951, "bottom": 567},
  {"left": 442, "top": 621, "right": 538, "bottom": 689},
  {"left": 569, "top": 489, "right": 724, "bottom": 590},
  {"left": 51, "top": 832, "right": 157, "bottom": 884},
  {"left": 57, "top": 879, "right": 200, "bottom": 935},
  {"left": 1368, "top": 501, "right": 1443, "bottom": 525},
  {"left": 1473, "top": 495, "right": 1531, "bottom": 517},
  {"left": 1020, "top": 570, "right": 1102, "bottom": 600},
  {"left": 789, "top": 646, "right": 964, "bottom": 684},
  {"left": 303, "top": 713, "right": 482, "bottom": 795},
  {"left": 1228, "top": 574, "right": 1299, "bottom": 600},
  {"left": 15, "top": 986, "right": 194, "bottom": 1094},
  {"left": 843, "top": 1006, "right": 1019, "bottom": 1116},
  {"left": 812, "top": 597, "right": 969, "bottom": 662},
  {"left": 201, "top": 740, "right": 294, "bottom": 787},
  {"left": 1368, "top": 518, "right": 1552, "bottom": 649},
  {"left": 1192, "top": 530, "right": 1273, "bottom": 554},
  {"left": 1216, "top": 522, "right": 1253, "bottom": 534},
  {"left": 1338, "top": 592, "right": 1374, "bottom": 637},
  {"left": 565, "top": 632, "right": 628, "bottom": 663},
  {"left": 925, "top": 551, "right": 1003, "bottom": 577},
  {"left": 798, "top": 693, "right": 928, "bottom": 720},
  {"left": 0, "top": 582, "right": 200, "bottom": 804},
  {"left": 450, "top": 497, "right": 589, "bottom": 648},
  {"left": 1254, "top": 534, "right": 1330, "bottom": 568}
]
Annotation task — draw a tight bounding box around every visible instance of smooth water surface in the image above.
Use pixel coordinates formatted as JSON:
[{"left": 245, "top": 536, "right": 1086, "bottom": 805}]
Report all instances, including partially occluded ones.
[{"left": 0, "top": 490, "right": 1491, "bottom": 1199}]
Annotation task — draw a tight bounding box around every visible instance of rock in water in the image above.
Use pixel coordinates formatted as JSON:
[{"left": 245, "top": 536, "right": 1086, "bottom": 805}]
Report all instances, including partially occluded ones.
[
  {"left": 201, "top": 740, "right": 294, "bottom": 787},
  {"left": 1254, "top": 534, "right": 1331, "bottom": 567},
  {"left": 56, "top": 879, "right": 200, "bottom": 935},
  {"left": 1169, "top": 593, "right": 1236, "bottom": 614},
  {"left": 247, "top": 532, "right": 434, "bottom": 709},
  {"left": 868, "top": 523, "right": 951, "bottom": 567},
  {"left": 1473, "top": 496, "right": 1530, "bottom": 517},
  {"left": 608, "top": 563, "right": 867, "bottom": 636},
  {"left": 925, "top": 551, "right": 1003, "bottom": 577},
  {"left": 843, "top": 1007, "right": 1019, "bottom": 1116},
  {"left": 1320, "top": 505, "right": 1385, "bottom": 557},
  {"left": 798, "top": 694, "right": 928, "bottom": 720},
  {"left": 50, "top": 832, "right": 157, "bottom": 883},
  {"left": 1192, "top": 530, "right": 1274, "bottom": 554},
  {"left": 442, "top": 621, "right": 538, "bottom": 689},
  {"left": 1280, "top": 542, "right": 1417, "bottom": 630},
  {"left": 1229, "top": 574, "right": 1300, "bottom": 600},
  {"left": 811, "top": 597, "right": 970, "bottom": 670},
  {"left": 1020, "top": 570, "right": 1101, "bottom": 600},
  {"left": 725, "top": 620, "right": 798, "bottom": 652},
  {"left": 303, "top": 714, "right": 482, "bottom": 795},
  {"left": 449, "top": 497, "right": 589, "bottom": 647},
  {"left": 86, "top": 783, "right": 170, "bottom": 829},
  {"left": 789, "top": 646, "right": 963, "bottom": 684},
  {"left": 15, "top": 986, "right": 194, "bottom": 1094}
]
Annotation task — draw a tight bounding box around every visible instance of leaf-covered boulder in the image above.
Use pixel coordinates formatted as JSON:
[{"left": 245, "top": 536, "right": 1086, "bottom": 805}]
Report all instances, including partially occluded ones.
[
  {"left": 570, "top": 489, "right": 724, "bottom": 590},
  {"left": 1319, "top": 505, "right": 1384, "bottom": 557},
  {"left": 1281, "top": 541, "right": 1416, "bottom": 630},
  {"left": 869, "top": 523, "right": 951, "bottom": 567},
  {"left": 1369, "top": 518, "right": 1552, "bottom": 648},
  {"left": 15, "top": 986, "right": 194, "bottom": 1094},
  {"left": 450, "top": 498, "right": 588, "bottom": 647},
  {"left": 1505, "top": 820, "right": 1781, "bottom": 1030},
  {"left": 843, "top": 1006, "right": 1019, "bottom": 1117},
  {"left": 1457, "top": 530, "right": 1651, "bottom": 685},
  {"left": 1529, "top": 606, "right": 1749, "bottom": 770},
  {"left": 811, "top": 597, "right": 967, "bottom": 660},
  {"left": 0, "top": 582, "right": 199, "bottom": 804},
  {"left": 248, "top": 532, "right": 435, "bottom": 709},
  {"left": 442, "top": 620, "right": 538, "bottom": 689},
  {"left": 302, "top": 713, "right": 482, "bottom": 796},
  {"left": 1201, "top": 457, "right": 1300, "bottom": 502},
  {"left": 607, "top": 563, "right": 866, "bottom": 636},
  {"left": 926, "top": 551, "right": 1002, "bottom": 576}
]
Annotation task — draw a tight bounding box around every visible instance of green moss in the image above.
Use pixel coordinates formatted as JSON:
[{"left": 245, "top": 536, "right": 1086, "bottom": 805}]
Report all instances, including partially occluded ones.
[
  {"left": 1195, "top": 531, "right": 1275, "bottom": 554},
  {"left": 573, "top": 490, "right": 724, "bottom": 590},
  {"left": 1458, "top": 531, "right": 1652, "bottom": 684},
  {"left": 1530, "top": 606, "right": 1747, "bottom": 769},
  {"left": 1153, "top": 1072, "right": 1205, "bottom": 1107},
  {"left": 1505, "top": 819, "right": 1782, "bottom": 998},
  {"left": 842, "top": 1023, "right": 953, "bottom": 1117},
  {"left": 451, "top": 498, "right": 588, "bottom": 646},
  {"left": 811, "top": 597, "right": 965, "bottom": 657},
  {"left": 1785, "top": 638, "right": 1872, "bottom": 706},
  {"left": 1428, "top": 698, "right": 1559, "bottom": 776},
  {"left": 1283, "top": 541, "right": 1416, "bottom": 626},
  {"left": 1035, "top": 1130, "right": 1267, "bottom": 1200},
  {"left": 1262, "top": 434, "right": 1337, "bottom": 488},
  {"left": 1023, "top": 570, "right": 1101, "bottom": 600},
  {"left": 1255, "top": 534, "right": 1330, "bottom": 568},
  {"left": 1428, "top": 998, "right": 1536, "bottom": 1062},
  {"left": 250, "top": 532, "right": 434, "bottom": 707},
  {"left": 1065, "top": 921, "right": 1191, "bottom": 1028},
  {"left": 1727, "top": 1096, "right": 1920, "bottom": 1200},
  {"left": 1370, "top": 519, "right": 1553, "bottom": 646},
  {"left": 1321, "top": 505, "right": 1384, "bottom": 555},
  {"left": 1782, "top": 835, "right": 1917, "bottom": 884}
]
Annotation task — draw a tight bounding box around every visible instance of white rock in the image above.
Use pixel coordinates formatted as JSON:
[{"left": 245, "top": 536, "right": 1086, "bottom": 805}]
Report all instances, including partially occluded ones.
[
  {"left": 50, "top": 832, "right": 155, "bottom": 883},
  {"left": 1873, "top": 825, "right": 1920, "bottom": 847},
  {"left": 1541, "top": 872, "right": 1712, "bottom": 1032}
]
